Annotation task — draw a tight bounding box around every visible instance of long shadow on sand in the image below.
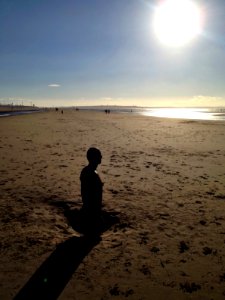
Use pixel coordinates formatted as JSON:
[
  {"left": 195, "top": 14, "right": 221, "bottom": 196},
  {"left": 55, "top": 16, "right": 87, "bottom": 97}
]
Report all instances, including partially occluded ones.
[
  {"left": 14, "top": 202, "right": 120, "bottom": 300},
  {"left": 14, "top": 235, "right": 100, "bottom": 300}
]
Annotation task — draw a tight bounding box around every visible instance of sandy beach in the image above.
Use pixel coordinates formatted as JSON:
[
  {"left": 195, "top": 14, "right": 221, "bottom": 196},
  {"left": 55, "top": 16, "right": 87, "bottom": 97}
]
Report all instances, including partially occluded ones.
[{"left": 1, "top": 110, "right": 225, "bottom": 299}]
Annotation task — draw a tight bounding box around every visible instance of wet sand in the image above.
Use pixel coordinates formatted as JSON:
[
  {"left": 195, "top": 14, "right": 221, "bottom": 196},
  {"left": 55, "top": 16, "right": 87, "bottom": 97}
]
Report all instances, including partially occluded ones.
[{"left": 0, "top": 110, "right": 225, "bottom": 299}]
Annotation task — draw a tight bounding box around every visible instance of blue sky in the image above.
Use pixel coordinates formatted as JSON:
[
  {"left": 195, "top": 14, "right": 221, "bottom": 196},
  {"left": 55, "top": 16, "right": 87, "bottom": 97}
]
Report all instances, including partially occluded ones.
[{"left": 0, "top": 0, "right": 225, "bottom": 107}]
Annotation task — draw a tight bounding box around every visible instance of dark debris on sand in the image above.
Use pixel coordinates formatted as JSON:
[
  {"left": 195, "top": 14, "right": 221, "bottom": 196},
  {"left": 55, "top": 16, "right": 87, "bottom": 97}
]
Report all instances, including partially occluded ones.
[
  {"left": 180, "top": 282, "right": 201, "bottom": 293},
  {"left": 179, "top": 241, "right": 189, "bottom": 253},
  {"left": 109, "top": 284, "right": 134, "bottom": 297}
]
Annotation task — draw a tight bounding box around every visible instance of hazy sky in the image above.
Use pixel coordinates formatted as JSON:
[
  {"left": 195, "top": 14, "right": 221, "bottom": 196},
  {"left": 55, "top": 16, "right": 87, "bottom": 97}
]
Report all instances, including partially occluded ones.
[{"left": 0, "top": 0, "right": 225, "bottom": 107}]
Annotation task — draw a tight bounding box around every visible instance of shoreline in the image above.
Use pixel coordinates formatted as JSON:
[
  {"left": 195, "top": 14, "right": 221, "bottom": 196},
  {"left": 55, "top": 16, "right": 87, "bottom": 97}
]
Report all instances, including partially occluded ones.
[
  {"left": 0, "top": 105, "right": 40, "bottom": 112},
  {"left": 0, "top": 109, "right": 44, "bottom": 117},
  {"left": 1, "top": 108, "right": 225, "bottom": 122}
]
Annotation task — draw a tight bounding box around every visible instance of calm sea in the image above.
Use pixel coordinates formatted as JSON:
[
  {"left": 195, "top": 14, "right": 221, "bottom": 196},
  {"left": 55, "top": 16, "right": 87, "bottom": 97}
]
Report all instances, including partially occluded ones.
[
  {"left": 78, "top": 106, "right": 225, "bottom": 121},
  {"left": 0, "top": 110, "right": 42, "bottom": 117},
  {"left": 136, "top": 107, "right": 225, "bottom": 121},
  {"left": 1, "top": 107, "right": 225, "bottom": 121}
]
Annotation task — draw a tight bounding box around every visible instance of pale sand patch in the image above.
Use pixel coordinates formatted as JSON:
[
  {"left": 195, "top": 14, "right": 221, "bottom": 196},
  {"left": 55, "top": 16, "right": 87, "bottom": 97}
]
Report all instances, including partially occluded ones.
[{"left": 0, "top": 110, "right": 225, "bottom": 299}]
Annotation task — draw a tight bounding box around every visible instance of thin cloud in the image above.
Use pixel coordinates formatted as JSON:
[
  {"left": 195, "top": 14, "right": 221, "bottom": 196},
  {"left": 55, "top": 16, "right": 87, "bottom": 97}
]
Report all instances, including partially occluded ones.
[
  {"left": 48, "top": 84, "right": 61, "bottom": 87},
  {"left": 101, "top": 97, "right": 112, "bottom": 101}
]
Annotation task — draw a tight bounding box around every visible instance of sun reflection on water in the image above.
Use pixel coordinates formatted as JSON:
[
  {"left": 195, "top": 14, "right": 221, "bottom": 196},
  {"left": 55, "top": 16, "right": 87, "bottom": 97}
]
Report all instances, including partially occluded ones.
[{"left": 142, "top": 108, "right": 219, "bottom": 120}]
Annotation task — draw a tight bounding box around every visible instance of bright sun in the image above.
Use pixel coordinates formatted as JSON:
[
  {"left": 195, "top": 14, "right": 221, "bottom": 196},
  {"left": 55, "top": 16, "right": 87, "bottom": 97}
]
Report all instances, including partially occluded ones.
[{"left": 153, "top": 0, "right": 203, "bottom": 47}]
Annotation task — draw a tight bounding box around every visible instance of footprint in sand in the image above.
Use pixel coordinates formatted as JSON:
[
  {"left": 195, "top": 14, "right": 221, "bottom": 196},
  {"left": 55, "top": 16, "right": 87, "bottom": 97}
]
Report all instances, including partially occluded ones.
[
  {"left": 151, "top": 246, "right": 160, "bottom": 253},
  {"left": 139, "top": 232, "right": 149, "bottom": 245},
  {"left": 199, "top": 220, "right": 207, "bottom": 226},
  {"left": 202, "top": 247, "right": 214, "bottom": 255},
  {"left": 140, "top": 264, "right": 151, "bottom": 276},
  {"left": 219, "top": 273, "right": 225, "bottom": 282},
  {"left": 179, "top": 241, "right": 189, "bottom": 253}
]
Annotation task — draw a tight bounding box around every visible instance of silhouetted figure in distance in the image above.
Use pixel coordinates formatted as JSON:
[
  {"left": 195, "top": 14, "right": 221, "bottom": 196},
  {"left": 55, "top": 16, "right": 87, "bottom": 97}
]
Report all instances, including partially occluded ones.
[{"left": 80, "top": 148, "right": 103, "bottom": 233}]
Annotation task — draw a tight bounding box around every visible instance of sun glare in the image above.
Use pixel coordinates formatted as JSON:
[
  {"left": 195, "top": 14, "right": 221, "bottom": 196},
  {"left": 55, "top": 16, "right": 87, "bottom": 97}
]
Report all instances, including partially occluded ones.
[{"left": 153, "top": 0, "right": 203, "bottom": 47}]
